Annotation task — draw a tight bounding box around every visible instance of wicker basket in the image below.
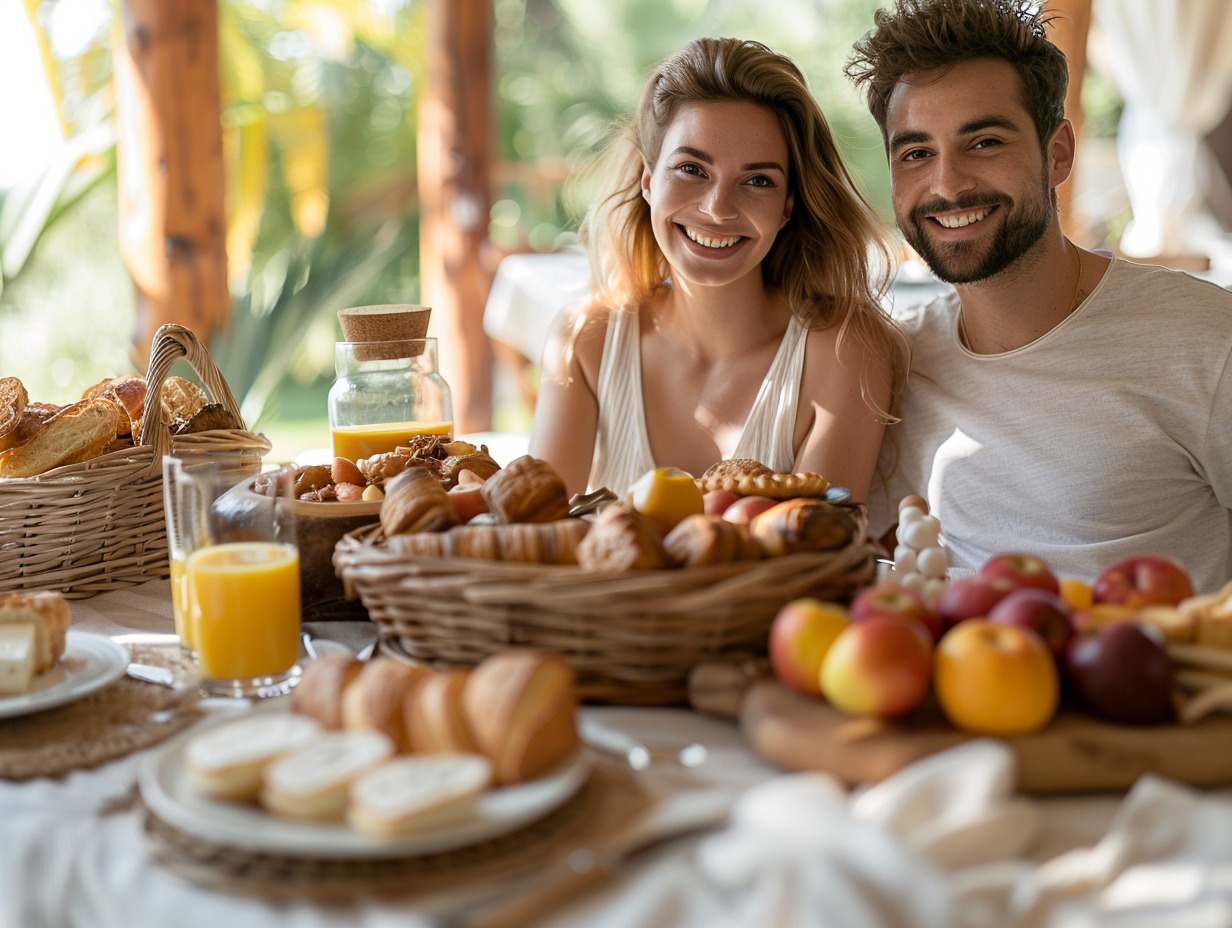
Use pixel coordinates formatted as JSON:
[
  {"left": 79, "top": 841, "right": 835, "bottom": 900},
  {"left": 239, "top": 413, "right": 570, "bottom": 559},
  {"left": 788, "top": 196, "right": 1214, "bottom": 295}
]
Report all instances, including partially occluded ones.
[
  {"left": 334, "top": 509, "right": 878, "bottom": 705},
  {"left": 0, "top": 324, "right": 270, "bottom": 599}
]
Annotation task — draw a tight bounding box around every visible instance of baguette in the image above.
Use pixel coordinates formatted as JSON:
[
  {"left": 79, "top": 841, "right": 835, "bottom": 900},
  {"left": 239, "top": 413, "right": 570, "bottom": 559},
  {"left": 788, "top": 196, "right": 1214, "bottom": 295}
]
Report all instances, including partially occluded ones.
[
  {"left": 347, "top": 753, "right": 492, "bottom": 837},
  {"left": 0, "top": 377, "right": 27, "bottom": 443},
  {"left": 83, "top": 374, "right": 146, "bottom": 439},
  {"left": 291, "top": 654, "right": 364, "bottom": 729},
  {"left": 0, "top": 402, "right": 61, "bottom": 453},
  {"left": 340, "top": 657, "right": 433, "bottom": 752},
  {"left": 261, "top": 730, "right": 395, "bottom": 821},
  {"left": 406, "top": 669, "right": 478, "bottom": 754},
  {"left": 0, "top": 398, "right": 121, "bottom": 478},
  {"left": 184, "top": 713, "right": 322, "bottom": 802}
]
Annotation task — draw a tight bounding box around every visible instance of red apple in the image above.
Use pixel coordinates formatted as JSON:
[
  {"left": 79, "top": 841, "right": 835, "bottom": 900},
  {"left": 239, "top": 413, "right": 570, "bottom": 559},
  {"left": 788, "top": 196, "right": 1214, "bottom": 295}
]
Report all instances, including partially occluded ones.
[
  {"left": 819, "top": 616, "right": 933, "bottom": 719},
  {"left": 935, "top": 576, "right": 1016, "bottom": 632},
  {"left": 979, "top": 553, "right": 1060, "bottom": 595},
  {"left": 1064, "top": 622, "right": 1175, "bottom": 724},
  {"left": 1092, "top": 555, "right": 1195, "bottom": 608},
  {"left": 721, "top": 495, "right": 777, "bottom": 525},
  {"left": 703, "top": 489, "right": 742, "bottom": 517},
  {"left": 988, "top": 588, "right": 1075, "bottom": 662},
  {"left": 768, "top": 598, "right": 850, "bottom": 697},
  {"left": 849, "top": 581, "right": 942, "bottom": 641}
]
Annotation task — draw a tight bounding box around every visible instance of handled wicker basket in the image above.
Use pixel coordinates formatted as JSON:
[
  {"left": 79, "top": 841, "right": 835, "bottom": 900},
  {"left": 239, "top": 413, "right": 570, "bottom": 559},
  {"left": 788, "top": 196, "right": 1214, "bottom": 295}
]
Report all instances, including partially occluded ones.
[
  {"left": 0, "top": 324, "right": 270, "bottom": 599},
  {"left": 334, "top": 508, "right": 878, "bottom": 705}
]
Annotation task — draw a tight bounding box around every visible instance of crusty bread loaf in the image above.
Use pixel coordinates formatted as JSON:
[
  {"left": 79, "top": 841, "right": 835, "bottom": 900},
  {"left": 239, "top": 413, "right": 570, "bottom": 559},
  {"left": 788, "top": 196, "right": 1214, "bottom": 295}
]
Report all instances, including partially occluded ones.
[
  {"left": 0, "top": 376, "right": 27, "bottom": 443},
  {"left": 340, "top": 657, "right": 433, "bottom": 752},
  {"left": 406, "top": 669, "right": 478, "bottom": 754},
  {"left": 0, "top": 397, "right": 121, "bottom": 478},
  {"left": 261, "top": 730, "right": 395, "bottom": 821},
  {"left": 291, "top": 654, "right": 364, "bottom": 729},
  {"left": 462, "top": 650, "right": 579, "bottom": 786},
  {"left": 83, "top": 374, "right": 146, "bottom": 439},
  {"left": 347, "top": 753, "right": 492, "bottom": 837},
  {"left": 184, "top": 713, "right": 322, "bottom": 802},
  {"left": 0, "top": 402, "right": 61, "bottom": 453},
  {"left": 0, "top": 590, "right": 71, "bottom": 674}
]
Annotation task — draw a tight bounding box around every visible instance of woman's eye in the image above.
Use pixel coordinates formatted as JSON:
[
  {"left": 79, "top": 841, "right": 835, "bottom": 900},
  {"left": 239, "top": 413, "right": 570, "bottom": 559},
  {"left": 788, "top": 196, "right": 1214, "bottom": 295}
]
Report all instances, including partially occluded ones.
[
  {"left": 678, "top": 163, "right": 704, "bottom": 176},
  {"left": 747, "top": 175, "right": 774, "bottom": 188}
]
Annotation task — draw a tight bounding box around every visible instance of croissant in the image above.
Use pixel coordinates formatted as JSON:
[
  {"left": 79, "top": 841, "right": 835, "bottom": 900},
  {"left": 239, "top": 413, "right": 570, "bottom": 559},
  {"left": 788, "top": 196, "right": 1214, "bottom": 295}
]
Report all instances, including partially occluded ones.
[
  {"left": 481, "top": 455, "right": 570, "bottom": 523},
  {"left": 664, "top": 513, "right": 762, "bottom": 566},
  {"left": 384, "top": 519, "right": 589, "bottom": 564},
  {"left": 575, "top": 504, "right": 674, "bottom": 571},
  {"left": 380, "top": 467, "right": 459, "bottom": 537},
  {"left": 749, "top": 498, "right": 856, "bottom": 556}
]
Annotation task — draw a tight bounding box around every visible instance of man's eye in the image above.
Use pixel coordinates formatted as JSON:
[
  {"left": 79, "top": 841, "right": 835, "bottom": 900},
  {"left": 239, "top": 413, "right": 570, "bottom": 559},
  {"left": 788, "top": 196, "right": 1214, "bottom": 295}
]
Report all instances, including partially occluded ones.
[
  {"left": 900, "top": 149, "right": 929, "bottom": 162},
  {"left": 972, "top": 137, "right": 1002, "bottom": 150}
]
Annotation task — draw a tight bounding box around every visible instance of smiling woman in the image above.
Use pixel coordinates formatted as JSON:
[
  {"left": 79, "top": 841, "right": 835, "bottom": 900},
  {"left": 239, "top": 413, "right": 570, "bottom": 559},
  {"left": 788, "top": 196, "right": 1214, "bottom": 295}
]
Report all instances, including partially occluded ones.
[{"left": 528, "top": 37, "right": 908, "bottom": 501}]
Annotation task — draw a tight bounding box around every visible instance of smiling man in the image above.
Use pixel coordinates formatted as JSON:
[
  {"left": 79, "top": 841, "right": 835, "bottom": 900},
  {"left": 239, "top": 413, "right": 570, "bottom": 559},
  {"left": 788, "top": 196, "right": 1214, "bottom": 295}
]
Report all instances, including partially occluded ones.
[{"left": 847, "top": 0, "right": 1232, "bottom": 592}]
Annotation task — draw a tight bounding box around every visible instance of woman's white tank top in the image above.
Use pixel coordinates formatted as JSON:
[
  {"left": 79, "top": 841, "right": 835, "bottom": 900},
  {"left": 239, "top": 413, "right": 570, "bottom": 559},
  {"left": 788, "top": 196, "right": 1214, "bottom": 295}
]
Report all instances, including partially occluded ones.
[{"left": 587, "top": 307, "right": 809, "bottom": 496}]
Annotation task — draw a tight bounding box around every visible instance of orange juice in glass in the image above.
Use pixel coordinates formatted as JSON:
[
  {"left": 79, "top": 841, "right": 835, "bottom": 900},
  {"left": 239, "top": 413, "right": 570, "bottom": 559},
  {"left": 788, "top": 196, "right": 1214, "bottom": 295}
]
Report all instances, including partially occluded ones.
[{"left": 189, "top": 542, "right": 301, "bottom": 688}]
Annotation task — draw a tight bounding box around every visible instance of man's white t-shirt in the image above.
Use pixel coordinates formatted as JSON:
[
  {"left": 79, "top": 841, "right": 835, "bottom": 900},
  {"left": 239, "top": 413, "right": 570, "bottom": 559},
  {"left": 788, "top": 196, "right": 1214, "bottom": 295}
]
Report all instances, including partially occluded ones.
[{"left": 870, "top": 257, "right": 1232, "bottom": 593}]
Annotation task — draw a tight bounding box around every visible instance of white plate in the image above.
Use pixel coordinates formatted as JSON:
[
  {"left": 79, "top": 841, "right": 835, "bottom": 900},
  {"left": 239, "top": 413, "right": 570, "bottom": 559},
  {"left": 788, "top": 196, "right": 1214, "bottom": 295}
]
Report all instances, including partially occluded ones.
[
  {"left": 0, "top": 630, "right": 130, "bottom": 720},
  {"left": 138, "top": 714, "right": 591, "bottom": 859}
]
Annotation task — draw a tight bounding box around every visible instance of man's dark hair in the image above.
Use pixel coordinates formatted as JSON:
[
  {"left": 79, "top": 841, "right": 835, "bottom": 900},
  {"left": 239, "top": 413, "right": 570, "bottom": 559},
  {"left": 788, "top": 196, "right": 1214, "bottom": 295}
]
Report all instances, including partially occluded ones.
[{"left": 846, "top": 0, "right": 1070, "bottom": 147}]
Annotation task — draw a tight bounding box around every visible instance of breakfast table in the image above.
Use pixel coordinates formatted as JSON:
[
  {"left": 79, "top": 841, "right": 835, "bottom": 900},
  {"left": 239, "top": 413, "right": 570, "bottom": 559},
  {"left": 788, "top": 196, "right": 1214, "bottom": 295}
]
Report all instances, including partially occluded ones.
[{"left": 6, "top": 580, "right": 1232, "bottom": 928}]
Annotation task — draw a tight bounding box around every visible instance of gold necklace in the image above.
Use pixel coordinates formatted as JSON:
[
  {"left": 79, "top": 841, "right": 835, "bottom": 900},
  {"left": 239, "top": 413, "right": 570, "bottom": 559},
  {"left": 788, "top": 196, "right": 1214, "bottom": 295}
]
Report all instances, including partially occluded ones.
[{"left": 957, "top": 240, "right": 1085, "bottom": 350}]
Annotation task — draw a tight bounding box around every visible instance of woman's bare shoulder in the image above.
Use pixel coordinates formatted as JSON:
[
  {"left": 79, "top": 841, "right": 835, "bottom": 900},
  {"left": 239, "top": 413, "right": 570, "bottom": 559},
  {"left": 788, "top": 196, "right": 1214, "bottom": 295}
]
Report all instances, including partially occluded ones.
[{"left": 541, "top": 298, "right": 618, "bottom": 380}]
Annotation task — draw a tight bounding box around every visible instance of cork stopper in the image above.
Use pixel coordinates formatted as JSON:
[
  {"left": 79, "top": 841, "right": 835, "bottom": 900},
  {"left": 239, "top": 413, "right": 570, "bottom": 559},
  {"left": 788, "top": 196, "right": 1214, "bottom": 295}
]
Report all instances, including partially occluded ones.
[{"left": 337, "top": 305, "right": 432, "bottom": 360}]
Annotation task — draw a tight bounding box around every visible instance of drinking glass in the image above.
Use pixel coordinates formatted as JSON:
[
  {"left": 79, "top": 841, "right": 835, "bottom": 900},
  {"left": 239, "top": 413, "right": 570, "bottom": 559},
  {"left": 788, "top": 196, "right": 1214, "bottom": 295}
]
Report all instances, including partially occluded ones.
[{"left": 163, "top": 456, "right": 302, "bottom": 698}]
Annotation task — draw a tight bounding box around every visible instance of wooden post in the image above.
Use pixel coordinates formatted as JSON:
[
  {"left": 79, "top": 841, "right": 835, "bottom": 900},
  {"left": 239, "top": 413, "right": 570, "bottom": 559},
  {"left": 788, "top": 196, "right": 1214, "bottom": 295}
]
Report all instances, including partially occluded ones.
[
  {"left": 113, "top": 0, "right": 229, "bottom": 364},
  {"left": 418, "top": 0, "right": 494, "bottom": 434},
  {"left": 1049, "top": 0, "right": 1092, "bottom": 243}
]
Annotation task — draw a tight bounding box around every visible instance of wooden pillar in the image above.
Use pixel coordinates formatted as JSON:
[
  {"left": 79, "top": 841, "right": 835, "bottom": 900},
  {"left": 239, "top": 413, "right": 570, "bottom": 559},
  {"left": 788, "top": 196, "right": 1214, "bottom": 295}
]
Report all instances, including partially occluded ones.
[
  {"left": 1049, "top": 0, "right": 1092, "bottom": 242},
  {"left": 418, "top": 0, "right": 494, "bottom": 435},
  {"left": 113, "top": 0, "right": 229, "bottom": 364}
]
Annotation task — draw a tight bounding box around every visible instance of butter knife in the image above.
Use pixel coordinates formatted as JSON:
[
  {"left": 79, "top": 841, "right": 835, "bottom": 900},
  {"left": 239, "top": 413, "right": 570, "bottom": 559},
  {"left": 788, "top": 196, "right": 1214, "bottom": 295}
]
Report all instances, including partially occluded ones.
[{"left": 126, "top": 663, "right": 176, "bottom": 688}]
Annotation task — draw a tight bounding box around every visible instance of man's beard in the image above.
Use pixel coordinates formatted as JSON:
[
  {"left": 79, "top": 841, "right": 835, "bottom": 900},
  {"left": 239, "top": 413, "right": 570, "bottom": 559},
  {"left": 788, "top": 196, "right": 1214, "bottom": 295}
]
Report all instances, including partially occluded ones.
[{"left": 900, "top": 181, "right": 1054, "bottom": 285}]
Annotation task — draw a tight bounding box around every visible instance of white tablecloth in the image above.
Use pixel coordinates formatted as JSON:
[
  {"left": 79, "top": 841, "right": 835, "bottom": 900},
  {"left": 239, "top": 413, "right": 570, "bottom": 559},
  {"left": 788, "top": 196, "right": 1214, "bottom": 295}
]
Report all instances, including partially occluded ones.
[{"left": 6, "top": 581, "right": 1232, "bottom": 928}]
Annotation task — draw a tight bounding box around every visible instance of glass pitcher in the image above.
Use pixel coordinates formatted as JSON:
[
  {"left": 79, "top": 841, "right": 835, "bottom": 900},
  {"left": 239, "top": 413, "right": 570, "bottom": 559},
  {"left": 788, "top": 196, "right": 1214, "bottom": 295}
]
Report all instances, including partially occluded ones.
[{"left": 327, "top": 337, "right": 453, "bottom": 461}]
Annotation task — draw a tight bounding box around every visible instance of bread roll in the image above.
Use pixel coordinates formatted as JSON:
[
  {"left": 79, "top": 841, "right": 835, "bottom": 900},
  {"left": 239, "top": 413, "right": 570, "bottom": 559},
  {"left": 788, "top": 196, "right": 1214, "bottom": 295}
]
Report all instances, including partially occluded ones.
[
  {"left": 749, "top": 497, "right": 856, "bottom": 556},
  {"left": 340, "top": 657, "right": 433, "bottom": 752},
  {"left": 0, "top": 376, "right": 27, "bottom": 443},
  {"left": 291, "top": 654, "right": 364, "bottom": 729},
  {"left": 462, "top": 650, "right": 579, "bottom": 786},
  {"left": 0, "top": 398, "right": 121, "bottom": 478},
  {"left": 406, "top": 669, "right": 478, "bottom": 754},
  {"left": 0, "top": 590, "right": 71, "bottom": 674},
  {"left": 260, "top": 730, "right": 395, "bottom": 821},
  {"left": 380, "top": 467, "right": 459, "bottom": 537},
  {"left": 347, "top": 753, "right": 492, "bottom": 837},
  {"left": 481, "top": 455, "right": 571, "bottom": 523},
  {"left": 575, "top": 504, "right": 673, "bottom": 571},
  {"left": 184, "top": 713, "right": 322, "bottom": 802}
]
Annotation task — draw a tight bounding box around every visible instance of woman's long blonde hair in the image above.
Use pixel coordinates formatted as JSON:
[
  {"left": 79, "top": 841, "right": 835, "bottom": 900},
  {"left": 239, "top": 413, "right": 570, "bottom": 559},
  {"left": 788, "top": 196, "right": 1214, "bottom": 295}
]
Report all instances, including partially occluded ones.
[{"left": 581, "top": 37, "right": 907, "bottom": 419}]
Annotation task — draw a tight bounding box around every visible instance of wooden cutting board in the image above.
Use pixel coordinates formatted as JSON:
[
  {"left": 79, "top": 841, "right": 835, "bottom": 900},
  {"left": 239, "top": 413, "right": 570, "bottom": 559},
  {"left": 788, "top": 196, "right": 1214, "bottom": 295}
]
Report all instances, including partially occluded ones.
[{"left": 740, "top": 679, "right": 1232, "bottom": 793}]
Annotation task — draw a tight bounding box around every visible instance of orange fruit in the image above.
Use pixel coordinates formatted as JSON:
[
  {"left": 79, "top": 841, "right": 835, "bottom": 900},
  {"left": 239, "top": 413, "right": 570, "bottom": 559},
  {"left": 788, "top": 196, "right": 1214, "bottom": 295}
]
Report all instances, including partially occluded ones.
[
  {"left": 626, "top": 467, "right": 704, "bottom": 534},
  {"left": 1058, "top": 576, "right": 1094, "bottom": 612}
]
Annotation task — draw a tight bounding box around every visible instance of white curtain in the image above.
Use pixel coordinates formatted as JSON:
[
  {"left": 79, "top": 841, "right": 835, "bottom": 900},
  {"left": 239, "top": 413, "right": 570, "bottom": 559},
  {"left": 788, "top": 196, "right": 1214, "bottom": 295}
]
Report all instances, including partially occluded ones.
[{"left": 1092, "top": 0, "right": 1232, "bottom": 257}]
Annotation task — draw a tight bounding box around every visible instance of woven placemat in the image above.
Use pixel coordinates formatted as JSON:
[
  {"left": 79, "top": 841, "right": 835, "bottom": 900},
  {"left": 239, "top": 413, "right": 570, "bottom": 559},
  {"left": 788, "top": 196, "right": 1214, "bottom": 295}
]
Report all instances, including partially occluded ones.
[
  {"left": 0, "top": 642, "right": 204, "bottom": 780},
  {"left": 138, "top": 754, "right": 651, "bottom": 904}
]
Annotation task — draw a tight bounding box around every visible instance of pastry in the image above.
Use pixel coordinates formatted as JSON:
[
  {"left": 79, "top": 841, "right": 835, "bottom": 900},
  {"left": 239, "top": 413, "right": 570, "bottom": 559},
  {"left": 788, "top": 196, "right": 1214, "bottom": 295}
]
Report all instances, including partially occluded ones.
[
  {"left": 347, "top": 753, "right": 492, "bottom": 837},
  {"left": 481, "top": 455, "right": 571, "bottom": 523},
  {"left": 184, "top": 713, "right": 322, "bottom": 802},
  {"left": 159, "top": 375, "right": 210, "bottom": 426},
  {"left": 575, "top": 504, "right": 674, "bottom": 571},
  {"left": 749, "top": 497, "right": 857, "bottom": 556},
  {"left": 697, "top": 459, "right": 830, "bottom": 499},
  {"left": 0, "top": 376, "right": 27, "bottom": 443},
  {"left": 340, "top": 656, "right": 434, "bottom": 752},
  {"left": 0, "top": 398, "right": 121, "bottom": 478},
  {"left": 380, "top": 467, "right": 460, "bottom": 537},
  {"left": 462, "top": 650, "right": 579, "bottom": 786},
  {"left": 291, "top": 654, "right": 364, "bottom": 729},
  {"left": 1178, "top": 580, "right": 1232, "bottom": 648},
  {"left": 175, "top": 402, "right": 243, "bottom": 434},
  {"left": 406, "top": 669, "right": 479, "bottom": 754},
  {"left": 260, "top": 730, "right": 395, "bottom": 821},
  {"left": 385, "top": 520, "right": 589, "bottom": 564},
  {"left": 439, "top": 446, "right": 501, "bottom": 488},
  {"left": 663, "top": 513, "right": 762, "bottom": 566},
  {"left": 0, "top": 590, "right": 71, "bottom": 674}
]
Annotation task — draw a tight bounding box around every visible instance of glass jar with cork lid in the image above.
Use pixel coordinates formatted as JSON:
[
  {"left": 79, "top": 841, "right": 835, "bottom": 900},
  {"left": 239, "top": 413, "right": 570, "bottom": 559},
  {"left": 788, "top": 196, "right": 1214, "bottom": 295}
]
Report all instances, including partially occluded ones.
[{"left": 328, "top": 305, "right": 453, "bottom": 460}]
